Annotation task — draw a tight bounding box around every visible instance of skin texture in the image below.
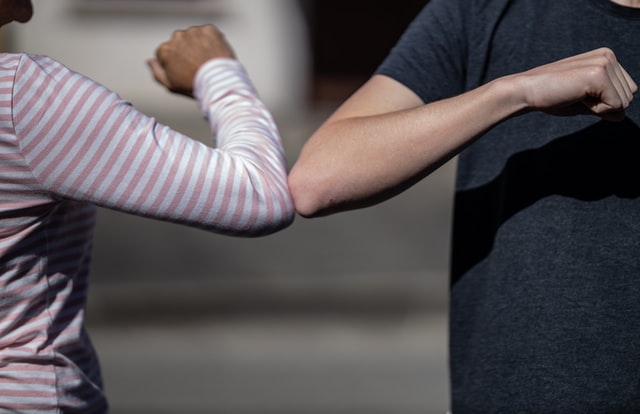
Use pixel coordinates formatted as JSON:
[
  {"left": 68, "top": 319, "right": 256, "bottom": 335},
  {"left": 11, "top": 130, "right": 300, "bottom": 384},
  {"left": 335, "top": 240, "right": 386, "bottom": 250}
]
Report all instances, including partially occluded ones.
[
  {"left": 147, "top": 25, "right": 236, "bottom": 98},
  {"left": 288, "top": 48, "right": 637, "bottom": 218}
]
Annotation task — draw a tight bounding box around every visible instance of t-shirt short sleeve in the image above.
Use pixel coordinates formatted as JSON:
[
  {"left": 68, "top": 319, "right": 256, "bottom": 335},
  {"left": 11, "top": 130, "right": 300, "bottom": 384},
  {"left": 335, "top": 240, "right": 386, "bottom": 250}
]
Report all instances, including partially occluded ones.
[{"left": 375, "top": 0, "right": 469, "bottom": 103}]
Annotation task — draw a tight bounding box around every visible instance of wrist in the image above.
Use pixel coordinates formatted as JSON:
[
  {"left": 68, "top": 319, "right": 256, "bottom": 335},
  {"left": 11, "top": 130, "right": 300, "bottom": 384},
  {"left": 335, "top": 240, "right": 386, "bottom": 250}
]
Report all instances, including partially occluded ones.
[
  {"left": 193, "top": 57, "right": 243, "bottom": 102},
  {"left": 193, "top": 58, "right": 252, "bottom": 117},
  {"left": 487, "top": 74, "right": 533, "bottom": 117}
]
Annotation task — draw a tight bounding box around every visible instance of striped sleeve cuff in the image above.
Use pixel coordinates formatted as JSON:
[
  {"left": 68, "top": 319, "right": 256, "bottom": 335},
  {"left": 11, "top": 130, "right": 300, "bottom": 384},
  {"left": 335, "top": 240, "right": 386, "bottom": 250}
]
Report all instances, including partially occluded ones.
[{"left": 193, "top": 58, "right": 257, "bottom": 118}]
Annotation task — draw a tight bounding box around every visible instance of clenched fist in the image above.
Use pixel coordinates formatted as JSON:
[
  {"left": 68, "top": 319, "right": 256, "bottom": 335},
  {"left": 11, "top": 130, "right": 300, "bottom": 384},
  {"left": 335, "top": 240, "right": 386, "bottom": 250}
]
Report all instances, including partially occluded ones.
[
  {"left": 148, "top": 24, "right": 236, "bottom": 97},
  {"left": 515, "top": 47, "right": 637, "bottom": 122}
]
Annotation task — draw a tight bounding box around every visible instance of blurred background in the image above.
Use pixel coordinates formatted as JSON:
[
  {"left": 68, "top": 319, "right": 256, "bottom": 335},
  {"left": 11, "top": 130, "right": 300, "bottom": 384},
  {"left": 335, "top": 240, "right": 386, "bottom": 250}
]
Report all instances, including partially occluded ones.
[{"left": 2, "top": 0, "right": 456, "bottom": 412}]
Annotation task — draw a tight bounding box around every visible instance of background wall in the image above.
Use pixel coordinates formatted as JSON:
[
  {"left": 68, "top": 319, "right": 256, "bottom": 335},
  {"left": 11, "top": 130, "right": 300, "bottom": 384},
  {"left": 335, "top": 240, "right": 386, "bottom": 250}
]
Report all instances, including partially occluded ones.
[{"left": 10, "top": 0, "right": 310, "bottom": 116}]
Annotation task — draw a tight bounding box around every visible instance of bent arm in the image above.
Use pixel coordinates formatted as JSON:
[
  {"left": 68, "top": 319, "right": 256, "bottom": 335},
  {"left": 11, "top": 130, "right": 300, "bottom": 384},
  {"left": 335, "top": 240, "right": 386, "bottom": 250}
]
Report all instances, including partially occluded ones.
[
  {"left": 13, "top": 55, "right": 293, "bottom": 236},
  {"left": 193, "top": 58, "right": 295, "bottom": 234},
  {"left": 289, "top": 48, "right": 636, "bottom": 217},
  {"left": 289, "top": 75, "right": 523, "bottom": 217}
]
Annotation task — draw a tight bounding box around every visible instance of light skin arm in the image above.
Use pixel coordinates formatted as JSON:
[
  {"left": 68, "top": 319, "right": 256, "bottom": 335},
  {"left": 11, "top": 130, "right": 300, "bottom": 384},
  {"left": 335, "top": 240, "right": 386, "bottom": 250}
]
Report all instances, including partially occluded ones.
[{"left": 288, "top": 47, "right": 637, "bottom": 217}]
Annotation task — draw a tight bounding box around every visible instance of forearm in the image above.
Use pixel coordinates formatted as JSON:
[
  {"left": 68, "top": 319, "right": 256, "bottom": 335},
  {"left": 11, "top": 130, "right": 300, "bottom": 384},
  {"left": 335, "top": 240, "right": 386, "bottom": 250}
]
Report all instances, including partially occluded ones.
[
  {"left": 194, "top": 58, "right": 294, "bottom": 234},
  {"left": 147, "top": 24, "right": 295, "bottom": 235},
  {"left": 289, "top": 76, "right": 526, "bottom": 217}
]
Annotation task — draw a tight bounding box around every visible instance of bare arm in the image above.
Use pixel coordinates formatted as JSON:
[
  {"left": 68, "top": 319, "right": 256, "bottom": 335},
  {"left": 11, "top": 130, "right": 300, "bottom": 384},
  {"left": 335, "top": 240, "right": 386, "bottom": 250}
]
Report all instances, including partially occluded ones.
[{"left": 288, "top": 48, "right": 637, "bottom": 217}]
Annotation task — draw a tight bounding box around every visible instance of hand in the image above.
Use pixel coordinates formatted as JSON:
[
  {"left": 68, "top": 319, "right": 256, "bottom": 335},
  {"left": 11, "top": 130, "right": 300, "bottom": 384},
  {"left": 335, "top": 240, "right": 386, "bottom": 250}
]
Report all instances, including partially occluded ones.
[
  {"left": 148, "top": 24, "right": 236, "bottom": 98},
  {"left": 514, "top": 48, "right": 637, "bottom": 122}
]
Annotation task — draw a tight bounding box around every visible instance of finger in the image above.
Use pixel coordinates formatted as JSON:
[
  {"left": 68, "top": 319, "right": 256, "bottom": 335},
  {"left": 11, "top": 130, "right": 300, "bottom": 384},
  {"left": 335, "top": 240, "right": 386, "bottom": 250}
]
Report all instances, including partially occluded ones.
[
  {"left": 169, "top": 28, "right": 186, "bottom": 43},
  {"left": 567, "top": 48, "right": 632, "bottom": 108},
  {"left": 604, "top": 49, "right": 637, "bottom": 101},
  {"left": 618, "top": 64, "right": 638, "bottom": 96},
  {"left": 154, "top": 41, "right": 172, "bottom": 66},
  {"left": 581, "top": 62, "right": 630, "bottom": 114},
  {"left": 582, "top": 95, "right": 627, "bottom": 121},
  {"left": 146, "top": 58, "right": 170, "bottom": 89},
  {"left": 596, "top": 49, "right": 635, "bottom": 107},
  {"left": 627, "top": 73, "right": 638, "bottom": 95},
  {"left": 607, "top": 62, "right": 634, "bottom": 105}
]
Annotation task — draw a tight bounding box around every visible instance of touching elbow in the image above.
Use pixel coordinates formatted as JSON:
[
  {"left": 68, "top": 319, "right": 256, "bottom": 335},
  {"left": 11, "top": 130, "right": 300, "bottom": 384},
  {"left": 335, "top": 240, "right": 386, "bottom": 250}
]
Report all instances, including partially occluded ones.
[
  {"left": 226, "top": 200, "right": 295, "bottom": 237},
  {"left": 250, "top": 189, "right": 296, "bottom": 236},
  {"left": 209, "top": 181, "right": 296, "bottom": 237},
  {"left": 287, "top": 169, "right": 329, "bottom": 218},
  {"left": 242, "top": 165, "right": 296, "bottom": 235},
  {"left": 268, "top": 199, "right": 296, "bottom": 233}
]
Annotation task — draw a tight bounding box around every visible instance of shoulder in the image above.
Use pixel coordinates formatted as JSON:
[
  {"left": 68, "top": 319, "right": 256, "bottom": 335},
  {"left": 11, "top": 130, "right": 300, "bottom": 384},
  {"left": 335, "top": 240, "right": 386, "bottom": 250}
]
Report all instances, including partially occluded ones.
[
  {"left": 12, "top": 53, "right": 116, "bottom": 102},
  {"left": 0, "top": 53, "right": 23, "bottom": 71},
  {"left": 418, "top": 0, "right": 513, "bottom": 19},
  {"left": 0, "top": 53, "right": 76, "bottom": 104},
  {"left": 11, "top": 52, "right": 124, "bottom": 131},
  {"left": 389, "top": 0, "right": 516, "bottom": 56},
  {"left": 14, "top": 53, "right": 76, "bottom": 81}
]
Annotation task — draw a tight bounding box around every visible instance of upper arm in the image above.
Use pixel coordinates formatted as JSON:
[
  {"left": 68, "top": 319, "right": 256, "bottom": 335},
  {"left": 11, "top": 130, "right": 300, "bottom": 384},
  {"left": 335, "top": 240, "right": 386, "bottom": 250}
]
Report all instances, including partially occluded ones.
[
  {"left": 323, "top": 74, "right": 425, "bottom": 124},
  {"left": 289, "top": 75, "right": 426, "bottom": 217}
]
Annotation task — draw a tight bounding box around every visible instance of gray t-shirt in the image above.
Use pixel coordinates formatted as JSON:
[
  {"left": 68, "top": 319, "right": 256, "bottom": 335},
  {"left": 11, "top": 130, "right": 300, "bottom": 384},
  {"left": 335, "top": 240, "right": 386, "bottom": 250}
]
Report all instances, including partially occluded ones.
[{"left": 377, "top": 0, "right": 640, "bottom": 412}]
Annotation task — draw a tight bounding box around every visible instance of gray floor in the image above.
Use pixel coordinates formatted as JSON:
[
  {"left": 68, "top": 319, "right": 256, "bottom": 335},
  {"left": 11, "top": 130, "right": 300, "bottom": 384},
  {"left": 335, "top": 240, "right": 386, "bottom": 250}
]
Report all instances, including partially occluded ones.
[{"left": 90, "top": 314, "right": 449, "bottom": 414}]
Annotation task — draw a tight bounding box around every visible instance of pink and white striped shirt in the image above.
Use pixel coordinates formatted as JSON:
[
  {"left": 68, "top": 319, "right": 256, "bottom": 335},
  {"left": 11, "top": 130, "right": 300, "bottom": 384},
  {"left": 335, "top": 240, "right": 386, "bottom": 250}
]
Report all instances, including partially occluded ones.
[{"left": 0, "top": 53, "right": 294, "bottom": 412}]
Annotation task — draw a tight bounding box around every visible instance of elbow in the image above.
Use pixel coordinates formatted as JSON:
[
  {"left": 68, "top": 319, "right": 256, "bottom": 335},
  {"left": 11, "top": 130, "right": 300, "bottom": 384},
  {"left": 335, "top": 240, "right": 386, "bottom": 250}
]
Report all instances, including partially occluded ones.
[
  {"left": 250, "top": 192, "right": 296, "bottom": 236},
  {"left": 288, "top": 166, "right": 332, "bottom": 218},
  {"left": 269, "top": 199, "right": 296, "bottom": 233},
  {"left": 208, "top": 185, "right": 296, "bottom": 238},
  {"left": 226, "top": 201, "right": 295, "bottom": 237}
]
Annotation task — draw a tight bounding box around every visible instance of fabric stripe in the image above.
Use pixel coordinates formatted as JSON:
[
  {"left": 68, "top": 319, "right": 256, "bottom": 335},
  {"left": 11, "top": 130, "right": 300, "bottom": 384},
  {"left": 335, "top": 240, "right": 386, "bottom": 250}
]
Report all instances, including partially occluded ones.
[{"left": 0, "top": 52, "right": 293, "bottom": 413}]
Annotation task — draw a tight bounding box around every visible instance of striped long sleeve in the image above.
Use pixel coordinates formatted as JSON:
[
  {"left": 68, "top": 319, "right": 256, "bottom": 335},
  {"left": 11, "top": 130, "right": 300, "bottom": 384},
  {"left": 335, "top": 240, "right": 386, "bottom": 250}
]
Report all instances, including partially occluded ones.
[
  {"left": 14, "top": 55, "right": 294, "bottom": 236},
  {"left": 0, "top": 53, "right": 293, "bottom": 413}
]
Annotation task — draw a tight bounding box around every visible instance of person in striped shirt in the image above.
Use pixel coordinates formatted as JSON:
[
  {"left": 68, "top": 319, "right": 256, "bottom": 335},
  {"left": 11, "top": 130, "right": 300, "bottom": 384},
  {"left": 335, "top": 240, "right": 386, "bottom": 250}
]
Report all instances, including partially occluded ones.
[{"left": 0, "top": 0, "right": 294, "bottom": 412}]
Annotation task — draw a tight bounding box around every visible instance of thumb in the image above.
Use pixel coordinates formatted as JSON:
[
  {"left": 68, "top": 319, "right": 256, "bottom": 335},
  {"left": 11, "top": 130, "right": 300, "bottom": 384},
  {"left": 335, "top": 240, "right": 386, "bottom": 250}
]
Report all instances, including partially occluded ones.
[{"left": 147, "top": 58, "right": 171, "bottom": 89}]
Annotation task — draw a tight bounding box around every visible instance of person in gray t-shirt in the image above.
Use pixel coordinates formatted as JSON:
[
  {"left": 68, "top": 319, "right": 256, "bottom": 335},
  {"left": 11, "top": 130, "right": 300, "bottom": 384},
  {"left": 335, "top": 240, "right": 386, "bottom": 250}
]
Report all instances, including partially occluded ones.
[{"left": 289, "top": 0, "right": 640, "bottom": 412}]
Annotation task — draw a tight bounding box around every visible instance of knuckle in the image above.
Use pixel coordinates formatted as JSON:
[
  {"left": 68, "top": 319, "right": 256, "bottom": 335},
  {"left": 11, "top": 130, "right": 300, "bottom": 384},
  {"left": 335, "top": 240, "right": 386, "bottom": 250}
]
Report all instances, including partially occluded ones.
[
  {"left": 597, "top": 47, "right": 615, "bottom": 57},
  {"left": 586, "top": 64, "right": 608, "bottom": 81},
  {"left": 593, "top": 55, "right": 612, "bottom": 68},
  {"left": 155, "top": 43, "right": 170, "bottom": 60},
  {"left": 171, "top": 29, "right": 186, "bottom": 41},
  {"left": 156, "top": 43, "right": 167, "bottom": 61},
  {"left": 596, "top": 47, "right": 616, "bottom": 64},
  {"left": 203, "top": 24, "right": 218, "bottom": 34},
  {"left": 202, "top": 24, "right": 223, "bottom": 40}
]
